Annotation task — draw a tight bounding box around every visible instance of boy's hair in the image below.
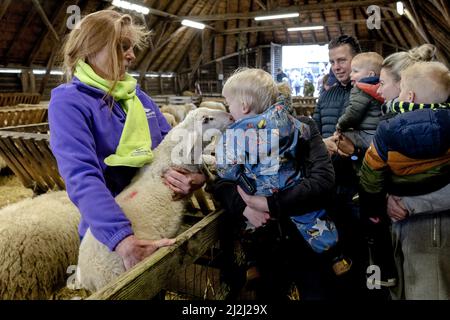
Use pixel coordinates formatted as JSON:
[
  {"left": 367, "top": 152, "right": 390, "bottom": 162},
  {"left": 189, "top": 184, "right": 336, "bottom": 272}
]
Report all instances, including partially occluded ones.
[
  {"left": 222, "top": 68, "right": 279, "bottom": 114},
  {"left": 400, "top": 61, "right": 450, "bottom": 104},
  {"left": 328, "top": 35, "right": 361, "bottom": 56},
  {"left": 63, "top": 10, "right": 149, "bottom": 90},
  {"left": 382, "top": 44, "right": 436, "bottom": 82},
  {"left": 351, "top": 52, "right": 384, "bottom": 76}
]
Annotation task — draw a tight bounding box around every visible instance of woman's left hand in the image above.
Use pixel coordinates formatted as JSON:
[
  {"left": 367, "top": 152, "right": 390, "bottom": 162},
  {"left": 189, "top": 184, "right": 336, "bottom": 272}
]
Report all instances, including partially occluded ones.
[
  {"left": 237, "top": 186, "right": 269, "bottom": 212},
  {"left": 163, "top": 168, "right": 206, "bottom": 199}
]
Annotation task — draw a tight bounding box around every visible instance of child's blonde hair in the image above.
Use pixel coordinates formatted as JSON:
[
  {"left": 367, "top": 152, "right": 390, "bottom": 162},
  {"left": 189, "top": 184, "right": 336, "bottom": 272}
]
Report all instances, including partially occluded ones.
[
  {"left": 382, "top": 44, "right": 436, "bottom": 82},
  {"left": 351, "top": 52, "right": 384, "bottom": 76},
  {"left": 400, "top": 61, "right": 450, "bottom": 104},
  {"left": 222, "top": 68, "right": 279, "bottom": 114},
  {"left": 62, "top": 10, "right": 149, "bottom": 89}
]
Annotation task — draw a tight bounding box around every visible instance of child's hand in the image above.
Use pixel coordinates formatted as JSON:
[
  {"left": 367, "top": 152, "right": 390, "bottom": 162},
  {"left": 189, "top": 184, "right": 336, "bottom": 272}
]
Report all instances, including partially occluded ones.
[
  {"left": 242, "top": 206, "right": 270, "bottom": 228},
  {"left": 237, "top": 186, "right": 269, "bottom": 212}
]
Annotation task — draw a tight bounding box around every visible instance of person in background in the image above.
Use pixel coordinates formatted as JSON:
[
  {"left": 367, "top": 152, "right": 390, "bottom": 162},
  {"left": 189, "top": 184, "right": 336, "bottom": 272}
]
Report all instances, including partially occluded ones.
[
  {"left": 276, "top": 68, "right": 288, "bottom": 83},
  {"left": 48, "top": 10, "right": 206, "bottom": 271}
]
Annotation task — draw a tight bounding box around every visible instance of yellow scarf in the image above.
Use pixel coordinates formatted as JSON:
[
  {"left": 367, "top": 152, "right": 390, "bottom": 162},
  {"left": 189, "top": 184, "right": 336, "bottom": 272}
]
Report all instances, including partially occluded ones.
[{"left": 75, "top": 60, "right": 153, "bottom": 167}]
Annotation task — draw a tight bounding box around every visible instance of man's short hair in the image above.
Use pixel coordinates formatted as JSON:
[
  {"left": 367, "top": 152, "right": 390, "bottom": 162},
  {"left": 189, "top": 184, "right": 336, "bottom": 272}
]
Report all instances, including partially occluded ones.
[{"left": 328, "top": 35, "right": 362, "bottom": 56}]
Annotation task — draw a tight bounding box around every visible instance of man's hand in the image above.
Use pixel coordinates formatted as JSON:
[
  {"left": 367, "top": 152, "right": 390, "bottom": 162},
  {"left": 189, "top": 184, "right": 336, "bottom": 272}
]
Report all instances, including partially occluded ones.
[
  {"left": 243, "top": 206, "right": 271, "bottom": 228},
  {"left": 163, "top": 168, "right": 206, "bottom": 199},
  {"left": 387, "top": 195, "right": 409, "bottom": 222},
  {"left": 323, "top": 135, "right": 339, "bottom": 156},
  {"left": 115, "top": 235, "right": 176, "bottom": 270},
  {"left": 237, "top": 186, "right": 269, "bottom": 212}
]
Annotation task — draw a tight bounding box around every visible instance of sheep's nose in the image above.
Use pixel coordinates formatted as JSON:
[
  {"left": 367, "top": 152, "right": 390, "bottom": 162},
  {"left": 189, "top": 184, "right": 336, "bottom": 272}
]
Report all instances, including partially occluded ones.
[{"left": 229, "top": 115, "right": 235, "bottom": 122}]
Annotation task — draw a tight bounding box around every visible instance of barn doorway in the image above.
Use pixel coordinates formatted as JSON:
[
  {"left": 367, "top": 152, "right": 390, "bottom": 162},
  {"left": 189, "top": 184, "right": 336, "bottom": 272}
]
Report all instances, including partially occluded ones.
[{"left": 281, "top": 44, "right": 330, "bottom": 97}]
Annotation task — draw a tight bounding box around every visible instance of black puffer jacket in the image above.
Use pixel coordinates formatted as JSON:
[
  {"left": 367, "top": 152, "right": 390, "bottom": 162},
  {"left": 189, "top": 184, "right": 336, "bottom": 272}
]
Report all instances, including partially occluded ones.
[
  {"left": 313, "top": 82, "right": 352, "bottom": 138},
  {"left": 337, "top": 80, "right": 383, "bottom": 131}
]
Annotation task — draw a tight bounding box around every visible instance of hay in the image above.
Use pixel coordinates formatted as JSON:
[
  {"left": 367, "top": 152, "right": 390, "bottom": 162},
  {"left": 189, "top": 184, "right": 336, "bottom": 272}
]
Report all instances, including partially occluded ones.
[
  {"left": 0, "top": 174, "right": 33, "bottom": 209},
  {"left": 49, "top": 286, "right": 91, "bottom": 300}
]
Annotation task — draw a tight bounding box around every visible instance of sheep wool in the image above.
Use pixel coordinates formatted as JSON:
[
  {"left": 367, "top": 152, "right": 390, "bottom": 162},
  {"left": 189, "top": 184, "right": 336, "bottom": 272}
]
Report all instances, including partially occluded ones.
[
  {"left": 76, "top": 108, "right": 233, "bottom": 292},
  {"left": 199, "top": 101, "right": 227, "bottom": 112},
  {"left": 0, "top": 191, "right": 80, "bottom": 299}
]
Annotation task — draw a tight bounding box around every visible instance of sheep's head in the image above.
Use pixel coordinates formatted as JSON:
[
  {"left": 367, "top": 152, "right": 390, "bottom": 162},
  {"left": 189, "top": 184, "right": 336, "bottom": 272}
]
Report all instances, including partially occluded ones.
[{"left": 181, "top": 107, "right": 233, "bottom": 138}]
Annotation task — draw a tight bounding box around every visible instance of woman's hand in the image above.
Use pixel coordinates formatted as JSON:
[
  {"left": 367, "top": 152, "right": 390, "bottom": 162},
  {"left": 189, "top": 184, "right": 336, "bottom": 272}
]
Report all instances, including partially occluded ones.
[
  {"left": 387, "top": 195, "right": 409, "bottom": 222},
  {"left": 115, "top": 235, "right": 176, "bottom": 270},
  {"left": 237, "top": 186, "right": 269, "bottom": 212},
  {"left": 163, "top": 168, "right": 206, "bottom": 199},
  {"left": 243, "top": 206, "right": 271, "bottom": 228},
  {"left": 323, "top": 135, "right": 339, "bottom": 156}
]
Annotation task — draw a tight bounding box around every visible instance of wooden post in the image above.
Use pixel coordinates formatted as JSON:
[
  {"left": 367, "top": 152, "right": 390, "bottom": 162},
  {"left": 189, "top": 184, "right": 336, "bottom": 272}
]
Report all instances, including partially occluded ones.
[
  {"left": 159, "top": 77, "right": 164, "bottom": 95},
  {"left": 21, "top": 70, "right": 30, "bottom": 93}
]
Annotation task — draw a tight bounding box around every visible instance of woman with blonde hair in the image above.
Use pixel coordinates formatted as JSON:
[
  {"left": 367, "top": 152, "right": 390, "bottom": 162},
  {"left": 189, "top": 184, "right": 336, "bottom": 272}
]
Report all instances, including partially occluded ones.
[
  {"left": 361, "top": 44, "right": 450, "bottom": 299},
  {"left": 49, "top": 10, "right": 206, "bottom": 270}
]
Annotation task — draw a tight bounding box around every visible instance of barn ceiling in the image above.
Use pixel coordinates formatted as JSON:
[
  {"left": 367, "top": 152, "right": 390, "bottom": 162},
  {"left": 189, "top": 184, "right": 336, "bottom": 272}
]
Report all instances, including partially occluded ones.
[{"left": 0, "top": 0, "right": 449, "bottom": 75}]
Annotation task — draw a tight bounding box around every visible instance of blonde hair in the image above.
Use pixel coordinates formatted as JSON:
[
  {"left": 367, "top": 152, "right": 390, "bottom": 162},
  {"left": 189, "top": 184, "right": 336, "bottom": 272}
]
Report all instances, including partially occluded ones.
[
  {"left": 351, "top": 52, "right": 384, "bottom": 76},
  {"left": 222, "top": 68, "right": 279, "bottom": 114},
  {"left": 62, "top": 10, "right": 149, "bottom": 90},
  {"left": 382, "top": 44, "right": 436, "bottom": 82},
  {"left": 400, "top": 61, "right": 450, "bottom": 104}
]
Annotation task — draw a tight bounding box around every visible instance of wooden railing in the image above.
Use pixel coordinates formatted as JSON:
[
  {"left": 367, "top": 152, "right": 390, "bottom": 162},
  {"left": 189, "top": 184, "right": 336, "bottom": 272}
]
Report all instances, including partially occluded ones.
[{"left": 0, "top": 93, "right": 41, "bottom": 106}]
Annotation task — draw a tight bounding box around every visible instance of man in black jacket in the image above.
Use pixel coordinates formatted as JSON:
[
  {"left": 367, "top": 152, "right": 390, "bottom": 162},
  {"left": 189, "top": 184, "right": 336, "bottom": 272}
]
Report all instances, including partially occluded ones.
[{"left": 313, "top": 35, "right": 388, "bottom": 299}]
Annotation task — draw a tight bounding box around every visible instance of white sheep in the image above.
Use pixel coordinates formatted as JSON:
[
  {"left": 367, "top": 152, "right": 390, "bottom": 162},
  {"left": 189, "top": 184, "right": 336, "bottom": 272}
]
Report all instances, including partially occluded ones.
[
  {"left": 76, "top": 108, "right": 233, "bottom": 292},
  {"left": 199, "top": 101, "right": 227, "bottom": 112},
  {"left": 0, "top": 191, "right": 80, "bottom": 299},
  {"left": 160, "top": 103, "right": 196, "bottom": 123}
]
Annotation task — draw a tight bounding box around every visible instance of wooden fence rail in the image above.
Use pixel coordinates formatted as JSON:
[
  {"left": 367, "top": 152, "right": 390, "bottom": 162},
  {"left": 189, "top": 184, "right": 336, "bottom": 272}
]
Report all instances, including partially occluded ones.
[{"left": 0, "top": 93, "right": 41, "bottom": 106}]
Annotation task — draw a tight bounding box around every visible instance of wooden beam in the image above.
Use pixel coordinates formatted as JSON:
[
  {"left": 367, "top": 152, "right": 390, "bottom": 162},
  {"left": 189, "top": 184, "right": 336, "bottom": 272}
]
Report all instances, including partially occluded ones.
[
  {"left": 4, "top": 9, "right": 37, "bottom": 65},
  {"left": 304, "top": 0, "right": 318, "bottom": 44},
  {"left": 320, "top": 10, "right": 331, "bottom": 42},
  {"left": 31, "top": 0, "right": 60, "bottom": 42},
  {"left": 88, "top": 210, "right": 224, "bottom": 300},
  {"left": 334, "top": 0, "right": 344, "bottom": 35},
  {"left": 138, "top": 26, "right": 187, "bottom": 78},
  {"left": 156, "top": 0, "right": 216, "bottom": 72},
  {"left": 219, "top": 17, "right": 402, "bottom": 34},
  {"left": 39, "top": 1, "right": 71, "bottom": 95},
  {"left": 27, "top": 0, "right": 72, "bottom": 66},
  {"left": 255, "top": 0, "right": 266, "bottom": 10},
  {"left": 179, "top": 0, "right": 397, "bottom": 21},
  {"left": 0, "top": 0, "right": 11, "bottom": 21}
]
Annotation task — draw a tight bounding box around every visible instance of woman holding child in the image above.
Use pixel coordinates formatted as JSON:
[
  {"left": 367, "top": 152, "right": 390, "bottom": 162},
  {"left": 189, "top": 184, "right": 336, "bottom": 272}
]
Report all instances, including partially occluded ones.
[{"left": 359, "top": 44, "right": 450, "bottom": 299}]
